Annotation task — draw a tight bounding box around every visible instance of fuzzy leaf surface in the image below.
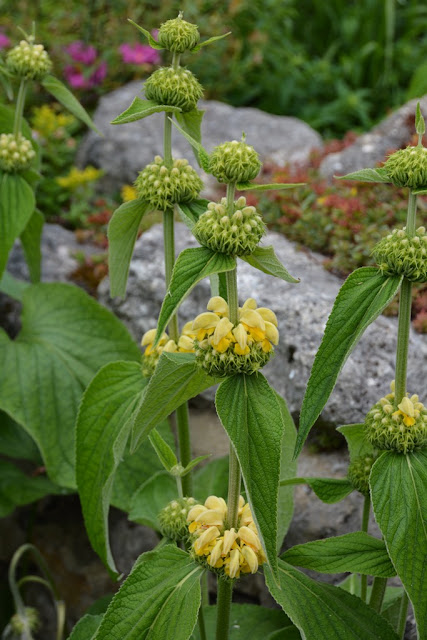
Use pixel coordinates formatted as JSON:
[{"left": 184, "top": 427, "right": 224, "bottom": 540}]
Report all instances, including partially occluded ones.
[
  {"left": 171, "top": 119, "right": 211, "bottom": 172},
  {"left": 275, "top": 393, "right": 297, "bottom": 550},
  {"left": 175, "top": 109, "right": 205, "bottom": 166},
  {"left": 0, "top": 283, "right": 140, "bottom": 488},
  {"left": 20, "top": 209, "right": 43, "bottom": 283},
  {"left": 68, "top": 614, "right": 103, "bottom": 640},
  {"left": 216, "top": 373, "right": 285, "bottom": 578},
  {"left": 282, "top": 532, "right": 395, "bottom": 577},
  {"left": 94, "top": 545, "right": 203, "bottom": 640},
  {"left": 111, "top": 97, "right": 181, "bottom": 124},
  {"left": 265, "top": 559, "right": 399, "bottom": 639},
  {"left": 241, "top": 246, "right": 299, "bottom": 283},
  {"left": 337, "top": 423, "right": 374, "bottom": 461},
  {"left": 236, "top": 181, "right": 305, "bottom": 192},
  {"left": 176, "top": 198, "right": 209, "bottom": 230},
  {"left": 0, "top": 172, "right": 35, "bottom": 279},
  {"left": 129, "top": 471, "right": 177, "bottom": 530},
  {"left": 0, "top": 411, "right": 41, "bottom": 462},
  {"left": 370, "top": 450, "right": 427, "bottom": 638},
  {"left": 280, "top": 476, "right": 353, "bottom": 503},
  {"left": 42, "top": 75, "right": 101, "bottom": 134},
  {"left": 132, "top": 353, "right": 216, "bottom": 451},
  {"left": 336, "top": 167, "right": 390, "bottom": 183},
  {"left": 297, "top": 268, "right": 402, "bottom": 457},
  {"left": 128, "top": 20, "right": 164, "bottom": 49},
  {"left": 191, "top": 32, "right": 231, "bottom": 52},
  {"left": 149, "top": 428, "right": 177, "bottom": 471},
  {"left": 154, "top": 247, "right": 235, "bottom": 345},
  {"left": 190, "top": 604, "right": 296, "bottom": 639},
  {"left": 108, "top": 198, "right": 150, "bottom": 298}
]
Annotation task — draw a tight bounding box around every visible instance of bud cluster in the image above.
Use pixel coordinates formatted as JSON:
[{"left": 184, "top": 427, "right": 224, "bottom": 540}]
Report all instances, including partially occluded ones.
[
  {"left": 384, "top": 145, "right": 427, "bottom": 190},
  {"left": 0, "top": 133, "right": 35, "bottom": 172},
  {"left": 191, "top": 296, "right": 278, "bottom": 377},
  {"left": 209, "top": 139, "right": 261, "bottom": 184},
  {"left": 373, "top": 226, "right": 427, "bottom": 283},
  {"left": 188, "top": 495, "right": 266, "bottom": 580},
  {"left": 6, "top": 40, "right": 52, "bottom": 80},
  {"left": 158, "top": 15, "right": 200, "bottom": 53},
  {"left": 135, "top": 156, "right": 203, "bottom": 211},
  {"left": 10, "top": 607, "right": 40, "bottom": 635},
  {"left": 193, "top": 196, "right": 265, "bottom": 256},
  {"left": 140, "top": 323, "right": 195, "bottom": 377},
  {"left": 158, "top": 497, "right": 197, "bottom": 540},
  {"left": 347, "top": 454, "right": 377, "bottom": 496},
  {"left": 144, "top": 66, "right": 203, "bottom": 112},
  {"left": 365, "top": 381, "right": 427, "bottom": 454}
]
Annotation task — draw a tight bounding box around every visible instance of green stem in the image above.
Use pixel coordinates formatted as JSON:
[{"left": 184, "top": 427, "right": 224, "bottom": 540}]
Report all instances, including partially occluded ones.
[
  {"left": 215, "top": 579, "right": 233, "bottom": 640},
  {"left": 176, "top": 402, "right": 193, "bottom": 495},
  {"left": 397, "top": 591, "right": 409, "bottom": 638},
  {"left": 172, "top": 52, "right": 181, "bottom": 70},
  {"left": 225, "top": 268, "right": 238, "bottom": 326},
  {"left": 226, "top": 183, "right": 236, "bottom": 219},
  {"left": 360, "top": 495, "right": 370, "bottom": 602},
  {"left": 198, "top": 600, "right": 208, "bottom": 640},
  {"left": 369, "top": 576, "right": 387, "bottom": 613},
  {"left": 201, "top": 572, "right": 209, "bottom": 607},
  {"left": 406, "top": 192, "right": 417, "bottom": 237},
  {"left": 13, "top": 79, "right": 27, "bottom": 137},
  {"left": 164, "top": 113, "right": 173, "bottom": 168}
]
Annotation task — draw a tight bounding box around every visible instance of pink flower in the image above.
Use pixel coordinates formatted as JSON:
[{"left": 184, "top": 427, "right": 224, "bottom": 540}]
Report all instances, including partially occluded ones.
[
  {"left": 64, "top": 65, "right": 87, "bottom": 89},
  {"left": 119, "top": 43, "right": 160, "bottom": 65},
  {"left": 0, "top": 33, "right": 10, "bottom": 50},
  {"left": 89, "top": 60, "right": 108, "bottom": 87},
  {"left": 65, "top": 41, "right": 97, "bottom": 66}
]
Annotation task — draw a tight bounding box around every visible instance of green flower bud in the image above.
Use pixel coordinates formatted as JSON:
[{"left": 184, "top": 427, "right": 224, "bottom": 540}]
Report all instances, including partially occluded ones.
[
  {"left": 158, "top": 497, "right": 198, "bottom": 540},
  {"left": 194, "top": 196, "right": 265, "bottom": 256},
  {"left": 347, "top": 454, "right": 377, "bottom": 496},
  {"left": 158, "top": 14, "right": 200, "bottom": 53},
  {"left": 365, "top": 386, "right": 427, "bottom": 454},
  {"left": 6, "top": 40, "right": 52, "bottom": 80},
  {"left": 135, "top": 156, "right": 203, "bottom": 211},
  {"left": 10, "top": 607, "right": 40, "bottom": 635},
  {"left": 373, "top": 226, "right": 427, "bottom": 283},
  {"left": 384, "top": 145, "right": 427, "bottom": 190},
  {"left": 195, "top": 341, "right": 271, "bottom": 378},
  {"left": 144, "top": 66, "right": 203, "bottom": 112},
  {"left": 0, "top": 133, "right": 35, "bottom": 172},
  {"left": 209, "top": 139, "right": 261, "bottom": 184},
  {"left": 141, "top": 351, "right": 158, "bottom": 378}
]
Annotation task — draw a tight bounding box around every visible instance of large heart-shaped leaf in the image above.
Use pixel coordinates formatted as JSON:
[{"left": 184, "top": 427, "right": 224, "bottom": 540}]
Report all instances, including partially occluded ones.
[
  {"left": 0, "top": 283, "right": 140, "bottom": 488},
  {"left": 370, "top": 450, "right": 427, "bottom": 638},
  {"left": 215, "top": 373, "right": 285, "bottom": 579},
  {"left": 0, "top": 172, "right": 35, "bottom": 279},
  {"left": 297, "top": 268, "right": 402, "bottom": 457}
]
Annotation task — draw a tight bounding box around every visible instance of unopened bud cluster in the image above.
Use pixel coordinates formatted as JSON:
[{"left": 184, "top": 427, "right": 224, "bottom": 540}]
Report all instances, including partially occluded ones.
[
  {"left": 158, "top": 15, "right": 200, "bottom": 53},
  {"left": 191, "top": 296, "right": 278, "bottom": 377},
  {"left": 135, "top": 156, "right": 203, "bottom": 211},
  {"left": 0, "top": 133, "right": 35, "bottom": 172},
  {"left": 188, "top": 495, "right": 266, "bottom": 580},
  {"left": 194, "top": 196, "right": 265, "bottom": 256},
  {"left": 373, "top": 226, "right": 427, "bottom": 283},
  {"left": 384, "top": 145, "right": 427, "bottom": 190},
  {"left": 347, "top": 454, "right": 377, "bottom": 496},
  {"left": 144, "top": 67, "right": 203, "bottom": 112},
  {"left": 10, "top": 607, "right": 40, "bottom": 635},
  {"left": 209, "top": 139, "right": 261, "bottom": 184},
  {"left": 365, "top": 381, "right": 427, "bottom": 454},
  {"left": 158, "top": 497, "right": 197, "bottom": 540},
  {"left": 6, "top": 40, "right": 52, "bottom": 80},
  {"left": 140, "top": 323, "right": 195, "bottom": 377}
]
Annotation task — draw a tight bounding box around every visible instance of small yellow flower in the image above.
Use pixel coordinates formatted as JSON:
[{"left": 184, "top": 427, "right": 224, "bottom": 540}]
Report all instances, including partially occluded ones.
[
  {"left": 56, "top": 165, "right": 102, "bottom": 190},
  {"left": 121, "top": 184, "right": 138, "bottom": 202}
]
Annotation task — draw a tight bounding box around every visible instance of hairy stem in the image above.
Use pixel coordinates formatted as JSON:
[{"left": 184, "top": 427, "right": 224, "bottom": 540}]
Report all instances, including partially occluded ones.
[
  {"left": 164, "top": 113, "right": 173, "bottom": 168},
  {"left": 360, "top": 495, "right": 370, "bottom": 602},
  {"left": 172, "top": 52, "right": 181, "bottom": 70},
  {"left": 198, "top": 599, "right": 207, "bottom": 640},
  {"left": 369, "top": 576, "right": 387, "bottom": 613},
  {"left": 226, "top": 182, "right": 236, "bottom": 219},
  {"left": 215, "top": 579, "right": 233, "bottom": 640},
  {"left": 397, "top": 591, "right": 409, "bottom": 638},
  {"left": 13, "top": 79, "right": 27, "bottom": 137}
]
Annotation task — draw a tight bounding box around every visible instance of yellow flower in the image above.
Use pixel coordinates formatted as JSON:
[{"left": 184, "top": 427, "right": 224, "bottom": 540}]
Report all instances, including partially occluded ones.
[
  {"left": 56, "top": 165, "right": 102, "bottom": 190},
  {"left": 31, "top": 104, "right": 75, "bottom": 138},
  {"left": 121, "top": 184, "right": 138, "bottom": 202}
]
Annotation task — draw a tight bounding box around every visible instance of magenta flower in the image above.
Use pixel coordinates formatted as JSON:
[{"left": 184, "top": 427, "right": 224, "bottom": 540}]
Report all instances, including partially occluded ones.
[
  {"left": 0, "top": 33, "right": 10, "bottom": 50},
  {"left": 65, "top": 41, "right": 97, "bottom": 66},
  {"left": 64, "top": 65, "right": 87, "bottom": 89},
  {"left": 89, "top": 60, "right": 108, "bottom": 86},
  {"left": 119, "top": 43, "right": 161, "bottom": 65}
]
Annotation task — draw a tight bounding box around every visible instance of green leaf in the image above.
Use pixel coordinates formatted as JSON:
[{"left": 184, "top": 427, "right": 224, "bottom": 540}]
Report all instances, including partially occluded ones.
[
  {"left": 129, "top": 471, "right": 177, "bottom": 529},
  {"left": 154, "top": 247, "right": 235, "bottom": 345},
  {"left": 193, "top": 455, "right": 229, "bottom": 501},
  {"left": 182, "top": 454, "right": 211, "bottom": 476},
  {"left": 236, "top": 182, "right": 305, "bottom": 192},
  {"left": 190, "top": 604, "right": 296, "bottom": 640},
  {"left": 336, "top": 167, "right": 390, "bottom": 183},
  {"left": 176, "top": 199, "right": 209, "bottom": 230},
  {"left": 370, "top": 450, "right": 427, "bottom": 638},
  {"left": 416, "top": 101, "right": 425, "bottom": 136},
  {"left": 20, "top": 209, "right": 43, "bottom": 283},
  {"left": 128, "top": 20, "right": 164, "bottom": 49},
  {"left": 132, "top": 352, "right": 216, "bottom": 451},
  {"left": 275, "top": 393, "right": 297, "bottom": 550},
  {"left": 339, "top": 576, "right": 404, "bottom": 627},
  {"left": 68, "top": 614, "right": 103, "bottom": 640},
  {"left": 95, "top": 546, "right": 203, "bottom": 640},
  {"left": 149, "top": 428, "right": 178, "bottom": 472},
  {"left": 216, "top": 373, "right": 285, "bottom": 578},
  {"left": 0, "top": 283, "right": 140, "bottom": 488},
  {"left": 282, "top": 532, "right": 395, "bottom": 577},
  {"left": 41, "top": 75, "right": 101, "bottom": 134},
  {"left": 108, "top": 198, "right": 150, "bottom": 298},
  {"left": 412, "top": 187, "right": 427, "bottom": 195},
  {"left": 0, "top": 173, "right": 35, "bottom": 279},
  {"left": 190, "top": 32, "right": 231, "bottom": 52},
  {"left": 0, "top": 411, "right": 41, "bottom": 462},
  {"left": 240, "top": 246, "right": 299, "bottom": 284},
  {"left": 265, "top": 559, "right": 399, "bottom": 639},
  {"left": 337, "top": 423, "right": 374, "bottom": 461},
  {"left": 0, "top": 459, "right": 61, "bottom": 517},
  {"left": 171, "top": 118, "right": 211, "bottom": 172},
  {"left": 111, "top": 97, "right": 182, "bottom": 125},
  {"left": 280, "top": 477, "right": 353, "bottom": 503},
  {"left": 175, "top": 109, "right": 205, "bottom": 166},
  {"left": 0, "top": 271, "right": 29, "bottom": 301},
  {"left": 76, "top": 361, "right": 146, "bottom": 577},
  {"left": 296, "top": 268, "right": 402, "bottom": 457}
]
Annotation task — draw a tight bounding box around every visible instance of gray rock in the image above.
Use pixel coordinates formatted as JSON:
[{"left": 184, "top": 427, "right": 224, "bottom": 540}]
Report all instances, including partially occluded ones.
[
  {"left": 77, "top": 81, "right": 322, "bottom": 194},
  {"left": 319, "top": 95, "right": 427, "bottom": 178},
  {"left": 99, "top": 222, "right": 427, "bottom": 426}
]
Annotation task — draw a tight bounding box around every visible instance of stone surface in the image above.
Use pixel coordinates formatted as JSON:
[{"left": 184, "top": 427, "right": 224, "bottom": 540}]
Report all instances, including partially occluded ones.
[
  {"left": 99, "top": 222, "right": 427, "bottom": 426},
  {"left": 319, "top": 95, "right": 427, "bottom": 178},
  {"left": 77, "top": 81, "right": 322, "bottom": 194}
]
